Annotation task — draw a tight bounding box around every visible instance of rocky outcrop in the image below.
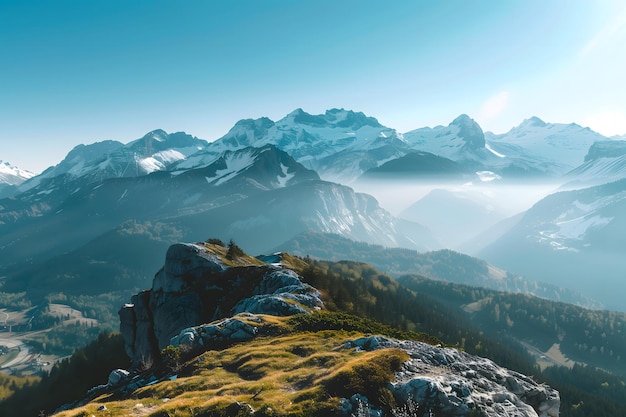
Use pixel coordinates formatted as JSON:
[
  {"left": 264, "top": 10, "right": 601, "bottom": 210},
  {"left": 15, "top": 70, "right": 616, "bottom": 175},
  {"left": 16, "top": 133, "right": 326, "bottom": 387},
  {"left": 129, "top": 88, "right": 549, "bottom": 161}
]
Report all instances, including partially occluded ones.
[
  {"left": 170, "top": 313, "right": 261, "bottom": 349},
  {"left": 119, "top": 242, "right": 322, "bottom": 368},
  {"left": 345, "top": 336, "right": 560, "bottom": 417}
]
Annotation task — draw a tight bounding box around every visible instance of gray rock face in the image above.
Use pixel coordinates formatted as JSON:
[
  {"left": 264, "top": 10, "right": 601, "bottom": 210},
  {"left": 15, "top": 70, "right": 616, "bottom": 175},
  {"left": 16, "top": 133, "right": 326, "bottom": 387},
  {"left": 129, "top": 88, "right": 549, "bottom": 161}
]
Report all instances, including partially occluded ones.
[
  {"left": 152, "top": 243, "right": 226, "bottom": 293},
  {"left": 170, "top": 313, "right": 261, "bottom": 349},
  {"left": 233, "top": 269, "right": 322, "bottom": 315},
  {"left": 119, "top": 242, "right": 322, "bottom": 368},
  {"left": 347, "top": 336, "right": 560, "bottom": 417}
]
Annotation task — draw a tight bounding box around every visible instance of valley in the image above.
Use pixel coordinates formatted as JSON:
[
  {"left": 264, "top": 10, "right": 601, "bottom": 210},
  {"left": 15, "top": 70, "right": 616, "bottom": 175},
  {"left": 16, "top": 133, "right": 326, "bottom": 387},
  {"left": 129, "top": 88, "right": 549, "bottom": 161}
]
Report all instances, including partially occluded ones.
[{"left": 0, "top": 304, "right": 100, "bottom": 377}]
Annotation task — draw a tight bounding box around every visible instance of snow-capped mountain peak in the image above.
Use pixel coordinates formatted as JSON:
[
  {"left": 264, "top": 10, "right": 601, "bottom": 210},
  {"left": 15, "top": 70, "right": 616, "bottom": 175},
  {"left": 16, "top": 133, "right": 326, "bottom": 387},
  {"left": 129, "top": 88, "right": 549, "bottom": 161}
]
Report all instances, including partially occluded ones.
[
  {"left": 401, "top": 114, "right": 491, "bottom": 164},
  {"left": 450, "top": 114, "right": 486, "bottom": 150},
  {"left": 486, "top": 117, "right": 608, "bottom": 174},
  {"left": 518, "top": 116, "right": 547, "bottom": 129},
  {"left": 281, "top": 107, "right": 383, "bottom": 130},
  {"left": 195, "top": 108, "right": 405, "bottom": 183},
  {"left": 0, "top": 160, "right": 35, "bottom": 186},
  {"left": 322, "top": 108, "right": 383, "bottom": 129},
  {"left": 18, "top": 131, "right": 208, "bottom": 193},
  {"left": 221, "top": 117, "right": 275, "bottom": 149}
]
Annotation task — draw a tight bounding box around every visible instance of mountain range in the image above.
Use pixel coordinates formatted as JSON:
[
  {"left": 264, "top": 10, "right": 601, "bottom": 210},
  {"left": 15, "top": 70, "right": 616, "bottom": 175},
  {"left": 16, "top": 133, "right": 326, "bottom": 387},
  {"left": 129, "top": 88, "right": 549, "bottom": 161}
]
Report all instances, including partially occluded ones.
[
  {"left": 2, "top": 107, "right": 626, "bottom": 312},
  {"left": 4, "top": 108, "right": 623, "bottom": 188},
  {"left": 0, "top": 142, "right": 437, "bottom": 300}
]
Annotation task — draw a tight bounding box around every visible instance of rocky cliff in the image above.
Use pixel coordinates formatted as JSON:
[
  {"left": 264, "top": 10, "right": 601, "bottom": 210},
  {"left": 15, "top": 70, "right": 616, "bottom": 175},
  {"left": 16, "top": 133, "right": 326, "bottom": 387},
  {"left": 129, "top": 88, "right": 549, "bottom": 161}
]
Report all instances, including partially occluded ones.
[{"left": 118, "top": 242, "right": 322, "bottom": 368}]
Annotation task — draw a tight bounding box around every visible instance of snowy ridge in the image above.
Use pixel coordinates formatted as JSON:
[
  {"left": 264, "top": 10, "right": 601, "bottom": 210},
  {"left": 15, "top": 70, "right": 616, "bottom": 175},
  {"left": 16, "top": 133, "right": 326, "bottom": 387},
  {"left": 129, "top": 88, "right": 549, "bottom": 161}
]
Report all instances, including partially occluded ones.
[
  {"left": 191, "top": 108, "right": 407, "bottom": 182},
  {"left": 0, "top": 160, "right": 35, "bottom": 185},
  {"left": 486, "top": 117, "right": 607, "bottom": 171},
  {"left": 11, "top": 109, "right": 624, "bottom": 196},
  {"left": 18, "top": 132, "right": 207, "bottom": 193}
]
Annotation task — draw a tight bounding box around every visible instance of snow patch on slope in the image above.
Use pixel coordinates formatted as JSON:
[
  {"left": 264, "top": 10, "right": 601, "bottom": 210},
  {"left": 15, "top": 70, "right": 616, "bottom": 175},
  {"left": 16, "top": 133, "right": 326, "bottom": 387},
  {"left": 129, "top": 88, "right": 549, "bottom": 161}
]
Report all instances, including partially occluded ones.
[
  {"left": 485, "top": 143, "right": 506, "bottom": 158},
  {"left": 209, "top": 151, "right": 257, "bottom": 186},
  {"left": 137, "top": 149, "right": 187, "bottom": 173},
  {"left": 277, "top": 163, "right": 295, "bottom": 187},
  {"left": 536, "top": 193, "right": 626, "bottom": 251}
]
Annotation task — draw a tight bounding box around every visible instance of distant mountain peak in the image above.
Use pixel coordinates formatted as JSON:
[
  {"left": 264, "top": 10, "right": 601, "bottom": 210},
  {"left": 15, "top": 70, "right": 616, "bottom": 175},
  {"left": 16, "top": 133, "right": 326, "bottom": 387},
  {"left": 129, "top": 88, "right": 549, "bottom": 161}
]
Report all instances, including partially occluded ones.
[
  {"left": 0, "top": 160, "right": 35, "bottom": 187},
  {"left": 450, "top": 114, "right": 485, "bottom": 149},
  {"left": 142, "top": 129, "right": 168, "bottom": 140},
  {"left": 232, "top": 117, "right": 275, "bottom": 130},
  {"left": 281, "top": 108, "right": 383, "bottom": 130},
  {"left": 451, "top": 114, "right": 473, "bottom": 125},
  {"left": 519, "top": 116, "right": 546, "bottom": 128},
  {"left": 323, "top": 108, "right": 383, "bottom": 129},
  {"left": 64, "top": 140, "right": 125, "bottom": 164}
]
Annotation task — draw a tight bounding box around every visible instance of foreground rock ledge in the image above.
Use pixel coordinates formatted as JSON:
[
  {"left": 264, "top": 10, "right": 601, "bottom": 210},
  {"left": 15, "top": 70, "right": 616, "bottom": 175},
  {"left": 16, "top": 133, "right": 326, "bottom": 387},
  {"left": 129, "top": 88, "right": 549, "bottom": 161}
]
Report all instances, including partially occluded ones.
[{"left": 349, "top": 335, "right": 560, "bottom": 417}]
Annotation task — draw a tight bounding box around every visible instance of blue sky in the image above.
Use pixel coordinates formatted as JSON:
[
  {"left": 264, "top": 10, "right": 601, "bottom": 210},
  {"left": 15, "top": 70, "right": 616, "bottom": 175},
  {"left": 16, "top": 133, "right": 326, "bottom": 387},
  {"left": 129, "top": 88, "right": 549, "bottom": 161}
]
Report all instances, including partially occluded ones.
[{"left": 2, "top": 0, "right": 626, "bottom": 173}]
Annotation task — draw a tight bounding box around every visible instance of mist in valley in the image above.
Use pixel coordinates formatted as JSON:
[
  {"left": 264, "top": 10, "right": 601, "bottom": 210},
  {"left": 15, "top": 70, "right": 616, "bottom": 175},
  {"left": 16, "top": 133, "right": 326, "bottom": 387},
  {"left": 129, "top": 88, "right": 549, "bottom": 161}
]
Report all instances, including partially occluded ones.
[{"left": 352, "top": 178, "right": 563, "bottom": 252}]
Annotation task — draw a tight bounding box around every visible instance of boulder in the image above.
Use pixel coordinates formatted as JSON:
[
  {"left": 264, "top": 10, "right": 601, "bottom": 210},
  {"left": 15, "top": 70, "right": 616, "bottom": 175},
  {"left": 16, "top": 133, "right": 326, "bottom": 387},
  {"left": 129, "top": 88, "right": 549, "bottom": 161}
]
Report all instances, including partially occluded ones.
[
  {"left": 107, "top": 369, "right": 131, "bottom": 387},
  {"left": 170, "top": 316, "right": 259, "bottom": 350}
]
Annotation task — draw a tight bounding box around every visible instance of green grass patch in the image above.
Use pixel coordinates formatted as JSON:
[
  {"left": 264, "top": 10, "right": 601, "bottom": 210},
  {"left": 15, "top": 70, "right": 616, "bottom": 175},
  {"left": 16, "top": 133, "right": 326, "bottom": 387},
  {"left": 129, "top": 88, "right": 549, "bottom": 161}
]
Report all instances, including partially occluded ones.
[{"left": 287, "top": 311, "right": 443, "bottom": 345}]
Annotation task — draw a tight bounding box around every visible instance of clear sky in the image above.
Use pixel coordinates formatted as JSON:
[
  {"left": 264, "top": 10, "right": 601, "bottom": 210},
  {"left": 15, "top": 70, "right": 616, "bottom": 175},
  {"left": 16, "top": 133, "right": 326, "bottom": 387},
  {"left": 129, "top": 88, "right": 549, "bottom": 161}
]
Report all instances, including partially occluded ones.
[{"left": 2, "top": 0, "right": 626, "bottom": 173}]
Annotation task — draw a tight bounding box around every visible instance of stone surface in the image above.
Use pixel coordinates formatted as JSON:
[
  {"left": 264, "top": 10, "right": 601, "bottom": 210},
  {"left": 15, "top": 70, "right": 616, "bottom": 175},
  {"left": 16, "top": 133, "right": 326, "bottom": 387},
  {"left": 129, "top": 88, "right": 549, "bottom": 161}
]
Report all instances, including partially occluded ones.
[
  {"left": 170, "top": 315, "right": 260, "bottom": 349},
  {"left": 119, "top": 242, "right": 322, "bottom": 368},
  {"left": 232, "top": 268, "right": 322, "bottom": 315},
  {"left": 152, "top": 243, "right": 226, "bottom": 293},
  {"left": 107, "top": 369, "right": 131, "bottom": 387},
  {"left": 346, "top": 336, "right": 560, "bottom": 417}
]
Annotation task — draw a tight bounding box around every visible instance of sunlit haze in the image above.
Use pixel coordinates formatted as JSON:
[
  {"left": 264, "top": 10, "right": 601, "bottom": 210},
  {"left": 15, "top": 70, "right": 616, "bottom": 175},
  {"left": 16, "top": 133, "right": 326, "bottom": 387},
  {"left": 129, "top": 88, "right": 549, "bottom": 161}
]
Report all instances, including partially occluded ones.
[{"left": 2, "top": 1, "right": 625, "bottom": 173}]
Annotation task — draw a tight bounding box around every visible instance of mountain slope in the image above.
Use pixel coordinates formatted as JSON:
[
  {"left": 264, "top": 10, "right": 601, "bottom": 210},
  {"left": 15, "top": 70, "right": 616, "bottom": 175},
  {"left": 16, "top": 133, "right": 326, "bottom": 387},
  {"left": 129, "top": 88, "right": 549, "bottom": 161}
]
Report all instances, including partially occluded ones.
[
  {"left": 8, "top": 242, "right": 626, "bottom": 417},
  {"left": 0, "top": 145, "right": 317, "bottom": 268},
  {"left": 358, "top": 151, "right": 471, "bottom": 181},
  {"left": 399, "top": 274, "right": 626, "bottom": 377},
  {"left": 478, "top": 179, "right": 626, "bottom": 311},
  {"left": 52, "top": 242, "right": 557, "bottom": 417},
  {"left": 399, "top": 188, "right": 509, "bottom": 248},
  {"left": 564, "top": 140, "right": 626, "bottom": 187},
  {"left": 274, "top": 231, "right": 597, "bottom": 308}
]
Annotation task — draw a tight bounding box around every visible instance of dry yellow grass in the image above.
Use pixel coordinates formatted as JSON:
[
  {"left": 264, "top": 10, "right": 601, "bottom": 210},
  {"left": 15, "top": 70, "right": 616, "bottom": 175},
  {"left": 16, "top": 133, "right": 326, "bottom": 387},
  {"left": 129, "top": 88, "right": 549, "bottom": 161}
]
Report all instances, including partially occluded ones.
[
  {"left": 201, "top": 242, "right": 266, "bottom": 267},
  {"left": 54, "top": 323, "right": 407, "bottom": 417}
]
